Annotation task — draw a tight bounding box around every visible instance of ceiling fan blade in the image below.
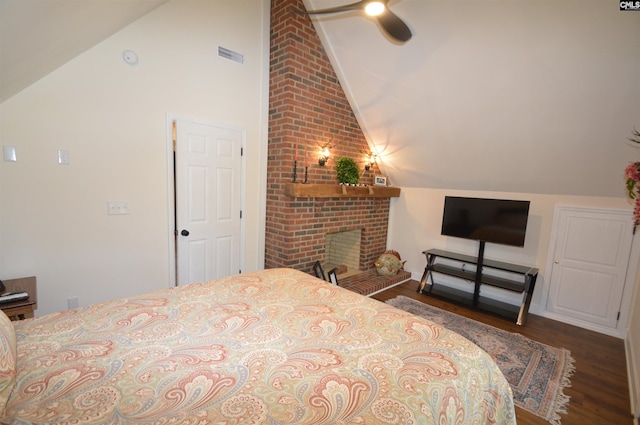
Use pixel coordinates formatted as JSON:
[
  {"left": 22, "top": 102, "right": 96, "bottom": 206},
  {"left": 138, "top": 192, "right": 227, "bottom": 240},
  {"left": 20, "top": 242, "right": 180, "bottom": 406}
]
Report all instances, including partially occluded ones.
[
  {"left": 306, "top": 0, "right": 368, "bottom": 15},
  {"left": 307, "top": 1, "right": 411, "bottom": 43},
  {"left": 376, "top": 8, "right": 412, "bottom": 42}
]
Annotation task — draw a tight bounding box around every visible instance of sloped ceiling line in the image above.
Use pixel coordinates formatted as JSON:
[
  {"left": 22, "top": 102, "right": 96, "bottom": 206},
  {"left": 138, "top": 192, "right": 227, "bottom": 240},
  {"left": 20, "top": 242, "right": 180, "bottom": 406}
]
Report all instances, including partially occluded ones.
[{"left": 0, "top": 0, "right": 169, "bottom": 103}]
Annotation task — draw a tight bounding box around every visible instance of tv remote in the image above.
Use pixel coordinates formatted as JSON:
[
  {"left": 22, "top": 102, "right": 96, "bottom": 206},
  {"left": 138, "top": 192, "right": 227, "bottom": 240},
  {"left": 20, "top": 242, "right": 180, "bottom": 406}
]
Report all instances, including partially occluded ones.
[{"left": 0, "top": 292, "right": 29, "bottom": 304}]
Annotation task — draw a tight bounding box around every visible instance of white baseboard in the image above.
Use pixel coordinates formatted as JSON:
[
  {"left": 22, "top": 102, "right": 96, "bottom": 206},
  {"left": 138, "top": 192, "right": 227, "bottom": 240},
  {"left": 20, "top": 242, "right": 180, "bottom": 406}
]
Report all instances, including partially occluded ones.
[
  {"left": 535, "top": 310, "right": 626, "bottom": 339},
  {"left": 626, "top": 333, "right": 640, "bottom": 422},
  {"left": 367, "top": 278, "right": 410, "bottom": 297}
]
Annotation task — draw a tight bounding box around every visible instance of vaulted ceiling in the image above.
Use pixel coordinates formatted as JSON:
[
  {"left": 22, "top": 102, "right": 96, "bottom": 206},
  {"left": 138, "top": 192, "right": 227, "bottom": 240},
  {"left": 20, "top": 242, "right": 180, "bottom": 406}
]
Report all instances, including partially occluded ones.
[
  {"left": 303, "top": 0, "right": 640, "bottom": 197},
  {"left": 2, "top": 0, "right": 639, "bottom": 198},
  {"left": 0, "top": 0, "right": 168, "bottom": 102}
]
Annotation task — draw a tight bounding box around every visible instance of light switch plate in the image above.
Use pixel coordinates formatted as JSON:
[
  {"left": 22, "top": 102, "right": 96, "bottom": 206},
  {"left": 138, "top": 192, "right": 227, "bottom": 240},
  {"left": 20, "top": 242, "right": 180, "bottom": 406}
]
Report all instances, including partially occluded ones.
[
  {"left": 107, "top": 201, "right": 130, "bottom": 215},
  {"left": 57, "top": 149, "right": 70, "bottom": 165},
  {"left": 3, "top": 146, "right": 17, "bottom": 162}
]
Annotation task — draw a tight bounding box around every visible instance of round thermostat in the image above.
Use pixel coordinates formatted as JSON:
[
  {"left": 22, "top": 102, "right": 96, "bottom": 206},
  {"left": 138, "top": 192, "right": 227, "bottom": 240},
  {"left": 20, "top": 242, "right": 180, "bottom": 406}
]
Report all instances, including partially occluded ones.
[{"left": 122, "top": 50, "right": 138, "bottom": 65}]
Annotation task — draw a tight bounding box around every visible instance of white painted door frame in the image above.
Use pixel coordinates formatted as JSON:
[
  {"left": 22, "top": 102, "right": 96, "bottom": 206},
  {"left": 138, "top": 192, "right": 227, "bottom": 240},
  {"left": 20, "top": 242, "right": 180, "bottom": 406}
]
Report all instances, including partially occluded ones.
[{"left": 166, "top": 114, "right": 246, "bottom": 287}]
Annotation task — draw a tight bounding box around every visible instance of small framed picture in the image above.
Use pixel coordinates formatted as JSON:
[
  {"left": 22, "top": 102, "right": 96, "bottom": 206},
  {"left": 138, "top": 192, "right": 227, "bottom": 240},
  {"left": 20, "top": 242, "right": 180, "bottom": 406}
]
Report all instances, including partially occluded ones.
[
  {"left": 328, "top": 269, "right": 339, "bottom": 286},
  {"left": 374, "top": 175, "right": 387, "bottom": 186},
  {"left": 313, "top": 261, "right": 326, "bottom": 280}
]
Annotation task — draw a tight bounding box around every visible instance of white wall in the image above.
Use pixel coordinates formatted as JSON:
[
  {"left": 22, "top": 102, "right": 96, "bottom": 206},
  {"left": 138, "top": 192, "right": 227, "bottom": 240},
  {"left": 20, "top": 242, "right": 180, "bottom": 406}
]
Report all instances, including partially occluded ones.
[
  {"left": 0, "top": 0, "right": 270, "bottom": 316},
  {"left": 388, "top": 188, "right": 636, "bottom": 320}
]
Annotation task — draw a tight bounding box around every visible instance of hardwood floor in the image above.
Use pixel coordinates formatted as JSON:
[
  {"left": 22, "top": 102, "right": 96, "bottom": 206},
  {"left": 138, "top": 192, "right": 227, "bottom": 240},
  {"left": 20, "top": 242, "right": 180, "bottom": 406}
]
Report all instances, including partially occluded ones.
[{"left": 371, "top": 280, "right": 633, "bottom": 425}]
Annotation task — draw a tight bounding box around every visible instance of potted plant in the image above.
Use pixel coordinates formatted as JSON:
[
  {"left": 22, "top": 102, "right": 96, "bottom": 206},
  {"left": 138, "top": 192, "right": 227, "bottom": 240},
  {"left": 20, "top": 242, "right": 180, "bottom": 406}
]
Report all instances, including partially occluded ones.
[
  {"left": 336, "top": 157, "right": 360, "bottom": 185},
  {"left": 626, "top": 128, "right": 640, "bottom": 232}
]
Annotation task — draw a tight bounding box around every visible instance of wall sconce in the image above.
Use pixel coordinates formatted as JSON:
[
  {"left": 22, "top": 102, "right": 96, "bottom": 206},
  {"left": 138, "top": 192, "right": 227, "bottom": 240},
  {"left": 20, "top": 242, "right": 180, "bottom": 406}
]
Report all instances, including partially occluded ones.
[
  {"left": 365, "top": 154, "right": 376, "bottom": 171},
  {"left": 318, "top": 147, "right": 330, "bottom": 166}
]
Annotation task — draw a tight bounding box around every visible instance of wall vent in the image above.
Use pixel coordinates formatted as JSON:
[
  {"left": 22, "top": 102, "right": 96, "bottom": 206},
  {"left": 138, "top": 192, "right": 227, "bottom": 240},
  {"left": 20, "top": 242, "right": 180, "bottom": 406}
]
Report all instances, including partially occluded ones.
[{"left": 218, "top": 46, "right": 244, "bottom": 64}]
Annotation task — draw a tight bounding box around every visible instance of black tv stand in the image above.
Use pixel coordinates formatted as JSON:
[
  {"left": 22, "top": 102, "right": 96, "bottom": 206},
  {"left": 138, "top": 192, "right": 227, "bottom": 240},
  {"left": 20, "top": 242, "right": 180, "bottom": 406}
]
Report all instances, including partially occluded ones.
[{"left": 417, "top": 246, "right": 538, "bottom": 325}]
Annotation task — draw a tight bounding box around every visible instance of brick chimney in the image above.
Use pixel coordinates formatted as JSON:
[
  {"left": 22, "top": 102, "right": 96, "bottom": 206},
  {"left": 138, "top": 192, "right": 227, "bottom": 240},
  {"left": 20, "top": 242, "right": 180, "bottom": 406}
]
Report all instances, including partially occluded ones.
[{"left": 266, "top": 0, "right": 392, "bottom": 274}]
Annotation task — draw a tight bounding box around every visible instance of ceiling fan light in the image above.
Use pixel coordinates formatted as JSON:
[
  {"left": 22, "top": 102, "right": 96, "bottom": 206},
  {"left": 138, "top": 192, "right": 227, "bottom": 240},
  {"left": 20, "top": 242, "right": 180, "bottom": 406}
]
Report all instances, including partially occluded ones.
[{"left": 364, "top": 2, "right": 385, "bottom": 16}]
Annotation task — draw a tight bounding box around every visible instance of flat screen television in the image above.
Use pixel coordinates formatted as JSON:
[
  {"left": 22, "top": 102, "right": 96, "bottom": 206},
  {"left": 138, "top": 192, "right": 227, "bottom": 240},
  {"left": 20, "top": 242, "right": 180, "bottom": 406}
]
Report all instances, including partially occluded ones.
[{"left": 441, "top": 196, "right": 530, "bottom": 247}]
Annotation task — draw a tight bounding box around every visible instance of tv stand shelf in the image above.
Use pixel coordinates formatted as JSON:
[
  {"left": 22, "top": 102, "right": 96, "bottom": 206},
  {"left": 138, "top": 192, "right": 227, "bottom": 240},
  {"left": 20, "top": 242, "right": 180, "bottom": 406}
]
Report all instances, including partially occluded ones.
[{"left": 417, "top": 248, "right": 538, "bottom": 325}]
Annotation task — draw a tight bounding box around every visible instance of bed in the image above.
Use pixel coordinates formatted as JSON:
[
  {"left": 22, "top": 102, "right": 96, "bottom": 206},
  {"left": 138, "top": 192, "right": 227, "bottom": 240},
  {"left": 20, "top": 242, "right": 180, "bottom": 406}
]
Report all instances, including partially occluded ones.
[{"left": 0, "top": 268, "right": 515, "bottom": 424}]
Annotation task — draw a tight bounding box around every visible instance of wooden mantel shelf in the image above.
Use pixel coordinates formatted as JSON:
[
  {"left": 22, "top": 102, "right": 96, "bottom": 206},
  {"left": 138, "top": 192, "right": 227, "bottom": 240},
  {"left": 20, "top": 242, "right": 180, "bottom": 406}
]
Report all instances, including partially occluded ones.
[{"left": 284, "top": 183, "right": 401, "bottom": 198}]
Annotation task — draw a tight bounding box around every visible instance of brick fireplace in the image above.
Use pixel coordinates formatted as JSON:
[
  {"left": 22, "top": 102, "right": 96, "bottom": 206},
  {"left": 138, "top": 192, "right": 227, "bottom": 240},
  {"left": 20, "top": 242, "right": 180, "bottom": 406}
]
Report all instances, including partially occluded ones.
[{"left": 265, "top": 0, "right": 393, "bottom": 275}]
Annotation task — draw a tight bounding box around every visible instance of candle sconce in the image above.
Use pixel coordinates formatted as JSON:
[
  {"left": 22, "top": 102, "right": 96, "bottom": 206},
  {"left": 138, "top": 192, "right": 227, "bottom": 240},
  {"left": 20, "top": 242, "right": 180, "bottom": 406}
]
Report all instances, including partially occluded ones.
[
  {"left": 318, "top": 147, "right": 330, "bottom": 166},
  {"left": 365, "top": 154, "right": 376, "bottom": 171}
]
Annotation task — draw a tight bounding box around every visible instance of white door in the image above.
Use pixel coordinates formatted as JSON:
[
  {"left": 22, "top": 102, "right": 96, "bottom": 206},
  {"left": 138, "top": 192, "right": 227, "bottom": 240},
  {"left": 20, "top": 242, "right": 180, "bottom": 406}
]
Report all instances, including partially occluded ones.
[
  {"left": 546, "top": 206, "right": 634, "bottom": 329},
  {"left": 175, "top": 119, "right": 243, "bottom": 285}
]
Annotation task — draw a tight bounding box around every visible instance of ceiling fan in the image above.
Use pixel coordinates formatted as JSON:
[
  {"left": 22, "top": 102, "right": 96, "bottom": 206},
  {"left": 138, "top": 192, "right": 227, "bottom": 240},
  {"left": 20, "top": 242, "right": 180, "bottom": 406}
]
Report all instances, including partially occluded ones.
[{"left": 306, "top": 0, "right": 412, "bottom": 43}]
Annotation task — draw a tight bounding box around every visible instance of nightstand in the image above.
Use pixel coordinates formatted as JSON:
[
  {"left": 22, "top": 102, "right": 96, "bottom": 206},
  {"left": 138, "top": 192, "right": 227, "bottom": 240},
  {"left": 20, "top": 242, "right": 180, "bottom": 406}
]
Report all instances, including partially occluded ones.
[{"left": 0, "top": 276, "right": 37, "bottom": 321}]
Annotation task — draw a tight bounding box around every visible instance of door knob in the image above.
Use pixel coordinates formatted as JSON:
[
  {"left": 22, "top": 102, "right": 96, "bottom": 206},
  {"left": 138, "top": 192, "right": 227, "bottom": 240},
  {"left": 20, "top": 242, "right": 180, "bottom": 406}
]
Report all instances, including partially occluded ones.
[
  {"left": 554, "top": 260, "right": 559, "bottom": 264},
  {"left": 181, "top": 229, "right": 190, "bottom": 236}
]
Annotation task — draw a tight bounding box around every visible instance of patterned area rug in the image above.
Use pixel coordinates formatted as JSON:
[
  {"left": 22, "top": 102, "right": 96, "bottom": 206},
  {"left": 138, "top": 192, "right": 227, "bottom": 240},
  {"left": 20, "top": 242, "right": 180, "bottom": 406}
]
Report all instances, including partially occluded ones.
[{"left": 386, "top": 295, "right": 575, "bottom": 425}]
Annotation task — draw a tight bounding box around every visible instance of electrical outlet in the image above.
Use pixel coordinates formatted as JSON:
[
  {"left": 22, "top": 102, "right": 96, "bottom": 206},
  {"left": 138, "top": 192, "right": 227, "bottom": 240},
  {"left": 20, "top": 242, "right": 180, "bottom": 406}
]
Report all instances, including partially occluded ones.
[{"left": 67, "top": 297, "right": 79, "bottom": 310}]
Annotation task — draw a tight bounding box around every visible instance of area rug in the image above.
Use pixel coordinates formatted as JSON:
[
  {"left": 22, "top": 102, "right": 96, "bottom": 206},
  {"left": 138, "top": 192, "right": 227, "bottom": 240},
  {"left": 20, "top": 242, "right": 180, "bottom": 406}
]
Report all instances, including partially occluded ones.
[{"left": 386, "top": 295, "right": 575, "bottom": 425}]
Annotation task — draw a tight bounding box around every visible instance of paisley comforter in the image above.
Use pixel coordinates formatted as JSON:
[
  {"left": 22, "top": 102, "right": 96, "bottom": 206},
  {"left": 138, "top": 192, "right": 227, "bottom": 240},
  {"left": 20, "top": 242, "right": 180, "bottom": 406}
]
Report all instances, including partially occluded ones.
[{"left": 0, "top": 268, "right": 515, "bottom": 424}]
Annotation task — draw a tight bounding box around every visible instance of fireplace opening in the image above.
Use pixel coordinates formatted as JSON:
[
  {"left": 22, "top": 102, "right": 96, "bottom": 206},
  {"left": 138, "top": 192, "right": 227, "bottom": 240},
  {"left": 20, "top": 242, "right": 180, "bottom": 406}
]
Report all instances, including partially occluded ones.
[{"left": 325, "top": 229, "right": 362, "bottom": 279}]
